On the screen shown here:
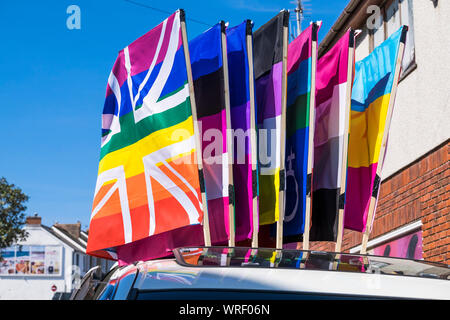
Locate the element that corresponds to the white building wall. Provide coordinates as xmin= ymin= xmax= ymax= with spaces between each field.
xmin=0 ymin=225 xmax=74 ymax=300
xmin=354 ymin=0 xmax=450 ymax=179
xmin=64 ymin=247 xmax=74 ymax=294
xmin=0 ymin=276 xmax=68 ymax=300
xmin=0 ymin=224 xmax=115 ymax=300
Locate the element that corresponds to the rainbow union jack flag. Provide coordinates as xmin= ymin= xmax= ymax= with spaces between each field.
xmin=87 ymin=11 xmax=204 ymax=259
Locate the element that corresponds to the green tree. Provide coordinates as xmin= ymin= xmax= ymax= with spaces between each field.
xmin=0 ymin=177 xmax=29 ymax=250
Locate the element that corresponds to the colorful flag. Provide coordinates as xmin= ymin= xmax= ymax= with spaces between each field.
xmin=190 ymin=22 xmax=230 ymax=243
xmin=87 ymin=11 xmax=204 ymax=260
xmin=310 ymin=30 xmax=353 ymax=241
xmin=253 ymin=10 xmax=289 ymax=225
xmin=226 ymin=20 xmax=256 ymax=240
xmin=115 ymin=224 xmax=204 ymax=264
xmin=115 ymin=21 xmax=236 ymax=264
xmin=344 ymin=26 xmax=407 ymax=232
xmin=283 ymin=23 xmax=320 ymax=240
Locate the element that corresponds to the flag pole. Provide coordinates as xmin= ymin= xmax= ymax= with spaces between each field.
xmin=246 ymin=20 xmax=259 ymax=249
xmin=220 ymin=21 xmax=236 ymax=247
xmin=180 ymin=9 xmax=211 ymax=246
xmin=300 ymin=22 xmax=318 ymax=251
xmin=360 ymin=26 xmax=408 ymax=254
xmin=276 ymin=10 xmax=289 ymax=250
xmin=335 ymin=29 xmax=355 ymax=253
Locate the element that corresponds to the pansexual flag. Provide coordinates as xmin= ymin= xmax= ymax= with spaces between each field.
xmin=190 ymin=22 xmax=230 ymax=243
xmin=87 ymin=11 xmax=204 ymax=259
xmin=344 ymin=26 xmax=407 ymax=232
xmin=283 ymin=23 xmax=320 ymax=240
xmin=310 ymin=30 xmax=353 ymax=241
xmin=226 ymin=20 xmax=256 ymax=240
xmin=253 ymin=10 xmax=289 ymax=225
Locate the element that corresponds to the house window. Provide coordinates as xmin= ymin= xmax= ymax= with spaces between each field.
xmin=399 ymin=0 xmax=415 ymax=74
xmin=368 ymin=0 xmax=416 ymax=78
xmin=84 ymin=255 xmax=89 ymax=272
xmin=74 ymin=253 xmax=79 ymax=267
xmin=371 ymin=9 xmax=385 ymax=49
xmin=101 ymin=259 xmax=107 ymax=273
xmin=385 ymin=0 xmax=401 ymax=38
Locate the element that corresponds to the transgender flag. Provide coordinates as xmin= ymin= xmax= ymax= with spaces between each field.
xmin=253 ymin=11 xmax=289 ymax=225
xmin=310 ymin=30 xmax=353 ymax=241
xmin=87 ymin=11 xmax=204 ymax=261
xmin=226 ymin=20 xmax=256 ymax=240
xmin=345 ymin=26 xmax=407 ymax=232
xmin=283 ymin=23 xmax=320 ymax=240
xmin=190 ymin=22 xmax=230 ymax=244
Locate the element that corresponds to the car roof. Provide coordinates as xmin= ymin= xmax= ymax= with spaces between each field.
xmin=109 ymin=247 xmax=450 ymax=300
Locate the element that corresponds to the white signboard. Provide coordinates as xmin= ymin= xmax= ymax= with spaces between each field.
xmin=0 ymin=245 xmax=62 ymax=276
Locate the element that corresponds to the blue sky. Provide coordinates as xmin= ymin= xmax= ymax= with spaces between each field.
xmin=0 ymin=0 xmax=349 ymax=229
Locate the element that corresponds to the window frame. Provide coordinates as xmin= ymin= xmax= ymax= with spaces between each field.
xmin=367 ymin=0 xmax=416 ymax=81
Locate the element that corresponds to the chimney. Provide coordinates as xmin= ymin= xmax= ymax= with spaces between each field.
xmin=54 ymin=222 xmax=81 ymax=239
xmin=26 ymin=213 xmax=41 ymax=226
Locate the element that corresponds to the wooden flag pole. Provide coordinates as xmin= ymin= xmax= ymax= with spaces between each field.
xmin=246 ymin=20 xmax=260 ymax=249
xmin=273 ymin=249 xmax=283 ymax=268
xmin=335 ymin=30 xmax=355 ymax=253
xmin=221 ymin=21 xmax=236 ymax=247
xmin=225 ymin=247 xmax=235 ymax=267
xmin=360 ymin=27 xmax=407 ymax=254
xmin=301 ymin=22 xmax=318 ymax=251
xmin=180 ymin=9 xmax=211 ymax=246
xmin=276 ymin=10 xmax=289 ymax=250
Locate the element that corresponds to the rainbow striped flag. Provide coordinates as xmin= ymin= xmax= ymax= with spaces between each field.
xmin=310 ymin=30 xmax=353 ymax=241
xmin=226 ymin=20 xmax=256 ymax=240
xmin=87 ymin=11 xmax=204 ymax=259
xmin=113 ymin=21 xmax=234 ymax=263
xmin=344 ymin=26 xmax=407 ymax=232
xmin=283 ymin=23 xmax=320 ymax=240
xmin=253 ymin=11 xmax=289 ymax=225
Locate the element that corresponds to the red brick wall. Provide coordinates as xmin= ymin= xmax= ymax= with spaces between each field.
xmin=304 ymin=140 xmax=449 ymax=264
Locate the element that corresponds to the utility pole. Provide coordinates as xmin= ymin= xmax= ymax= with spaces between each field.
xmin=295 ymin=0 xmax=303 ymax=37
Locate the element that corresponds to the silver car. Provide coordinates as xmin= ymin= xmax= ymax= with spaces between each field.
xmin=71 ymin=246 xmax=450 ymax=300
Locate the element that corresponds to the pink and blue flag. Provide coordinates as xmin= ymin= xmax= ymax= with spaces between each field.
xmin=226 ymin=20 xmax=256 ymax=241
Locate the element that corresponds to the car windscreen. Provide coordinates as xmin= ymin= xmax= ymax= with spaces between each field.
xmin=173 ymin=246 xmax=450 ymax=280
